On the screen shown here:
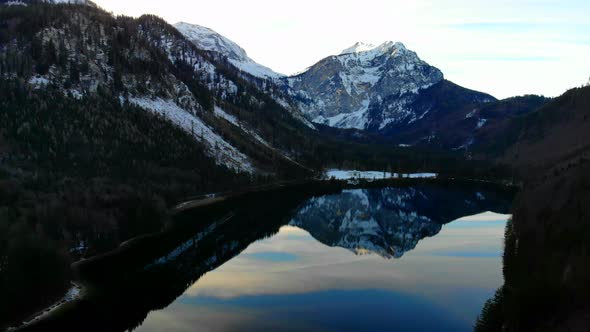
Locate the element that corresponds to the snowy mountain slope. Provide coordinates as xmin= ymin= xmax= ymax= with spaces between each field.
xmin=172 ymin=22 xmax=315 ymax=130
xmin=0 ymin=4 xmax=317 ymax=176
xmin=135 ymin=20 xmax=316 ymax=163
xmin=277 ymin=41 xmax=506 ymax=148
xmin=340 ymin=42 xmax=380 ymax=54
xmin=284 ymin=41 xmax=445 ymax=130
xmin=128 ymin=98 xmax=255 ymax=173
xmin=20 ymin=12 xmax=255 ymax=172
xmin=174 ymin=22 xmax=283 ymax=79
xmin=172 ymin=23 xmax=509 ymax=148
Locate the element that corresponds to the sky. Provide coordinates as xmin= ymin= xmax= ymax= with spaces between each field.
xmin=92 ymin=0 xmax=590 ymax=99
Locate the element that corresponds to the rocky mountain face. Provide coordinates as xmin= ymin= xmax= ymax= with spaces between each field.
xmin=289 ymin=186 xmax=510 ymax=258
xmin=276 ymin=40 xmax=550 ymax=150
xmin=286 ymin=41 xmax=555 ymax=150
xmin=284 ymin=42 xmax=447 ymax=130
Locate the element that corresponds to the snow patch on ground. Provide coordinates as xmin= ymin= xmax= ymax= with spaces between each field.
xmin=3 ymin=1 xmax=27 ymax=6
xmin=324 ymin=169 xmax=437 ymax=182
xmin=314 ymin=105 xmax=369 ymax=130
xmin=214 ymin=105 xmax=272 ymax=148
xmin=476 ymin=118 xmax=488 ymax=129
xmin=11 ymin=283 xmax=82 ymax=331
xmin=465 ymin=109 xmax=478 ymax=119
xmin=129 ymin=97 xmax=254 ymax=173
xmin=454 ymin=137 xmax=475 ymax=151
xmin=213 ymin=105 xmax=309 ymax=169
xmin=229 ymin=58 xmax=283 ymax=80
xmin=213 ymin=106 xmax=239 ymax=126
xmin=28 ymin=76 xmax=50 ymax=86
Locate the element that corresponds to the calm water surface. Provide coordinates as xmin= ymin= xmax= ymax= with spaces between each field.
xmin=135 ymin=187 xmax=509 ymax=332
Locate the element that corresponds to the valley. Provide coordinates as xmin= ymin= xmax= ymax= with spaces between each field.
xmin=0 ymin=1 xmax=589 ymax=331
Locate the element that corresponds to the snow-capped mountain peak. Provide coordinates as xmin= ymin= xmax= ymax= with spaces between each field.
xmin=340 ymin=41 xmax=406 ymax=56
xmin=340 ymin=42 xmax=377 ymax=54
xmin=285 ymin=40 xmax=444 ymax=130
xmin=336 ymin=41 xmax=411 ymax=67
xmin=174 ymin=22 xmax=283 ymax=79
xmin=174 ymin=22 xmax=248 ymax=62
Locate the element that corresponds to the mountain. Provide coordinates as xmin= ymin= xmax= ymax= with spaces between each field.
xmin=475 ymin=85 xmax=590 ymax=175
xmin=0 ymin=2 xmax=548 ymax=154
xmin=284 ymin=41 xmax=444 ymax=130
xmin=174 ymin=22 xmax=283 ymax=79
xmin=173 ymin=25 xmax=548 ymax=152
xmin=290 ymin=186 xmax=510 ymax=258
xmin=383 ymin=87 xmax=549 ymax=150
xmin=173 ymin=22 xmax=319 ymax=128
xmin=475 ymin=86 xmax=590 ymax=331
xmin=280 ymin=40 xmax=552 ymax=150
xmin=0 ymin=1 xmax=491 ymax=191
xmin=283 ymin=41 xmax=496 ymax=134
xmin=0 ymin=3 xmax=324 ymax=177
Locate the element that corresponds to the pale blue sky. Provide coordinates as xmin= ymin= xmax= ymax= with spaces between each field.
xmin=93 ymin=0 xmax=590 ymax=98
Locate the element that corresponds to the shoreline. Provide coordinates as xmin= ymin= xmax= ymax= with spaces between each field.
xmin=9 ymin=176 xmax=517 ymax=331
xmin=7 ymin=282 xmax=84 ymax=332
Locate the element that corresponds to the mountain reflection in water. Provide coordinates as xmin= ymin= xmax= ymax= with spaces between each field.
xmin=21 ymin=184 xmax=512 ymax=332
xmin=139 ymin=217 xmax=509 ymax=332
xmin=290 ymin=187 xmax=504 ymax=258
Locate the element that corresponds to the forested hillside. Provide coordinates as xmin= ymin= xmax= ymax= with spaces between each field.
xmin=475 ymin=84 xmax=590 ymax=332
xmin=0 ymin=79 xmax=257 ymax=327
xmin=475 ymin=85 xmax=590 ymax=177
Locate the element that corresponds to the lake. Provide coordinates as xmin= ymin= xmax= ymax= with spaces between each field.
xmin=20 ymin=183 xmax=513 ymax=332
xmin=138 ymin=186 xmax=510 ymax=332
